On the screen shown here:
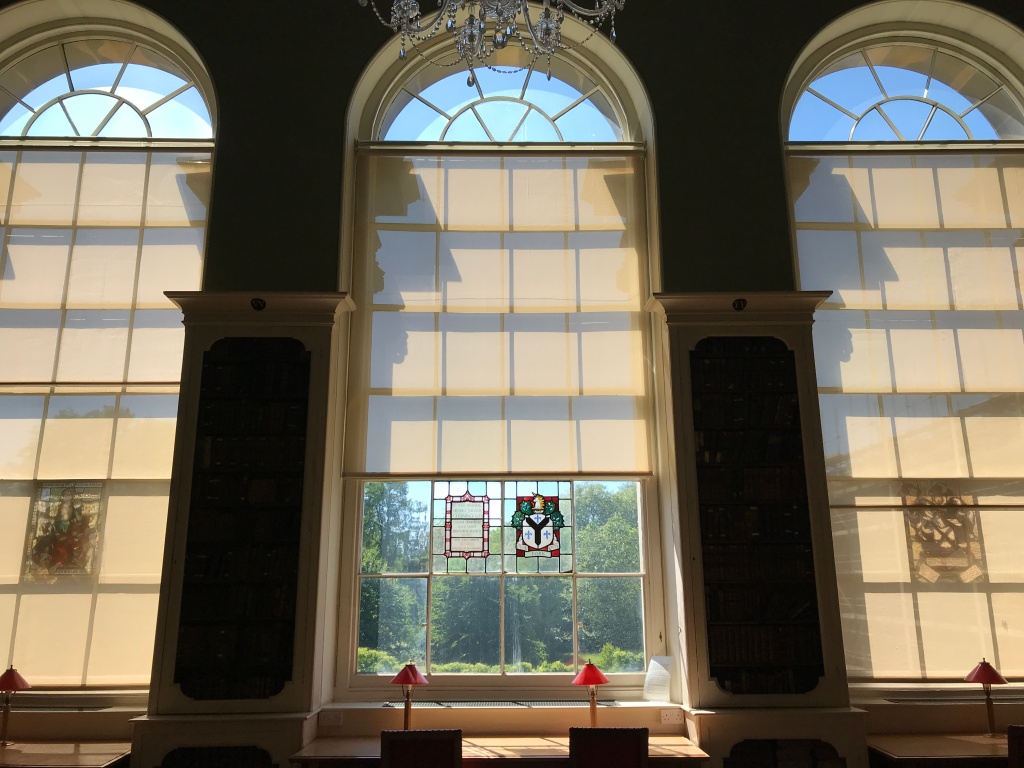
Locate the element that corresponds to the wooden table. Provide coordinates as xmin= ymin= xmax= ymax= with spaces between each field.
xmin=867 ymin=734 xmax=1008 ymax=768
xmin=291 ymin=735 xmax=707 ymax=766
xmin=0 ymin=743 xmax=129 ymax=767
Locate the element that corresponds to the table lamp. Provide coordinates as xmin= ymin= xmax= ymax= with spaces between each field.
xmin=390 ymin=662 xmax=428 ymax=730
xmin=965 ymin=658 xmax=1007 ymax=736
xmin=572 ymin=660 xmax=609 ymax=727
xmin=0 ymin=666 xmax=30 ymax=747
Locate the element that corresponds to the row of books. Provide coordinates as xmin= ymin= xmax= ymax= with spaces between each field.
xmin=193 ymin=475 xmax=305 ymax=507
xmin=178 ymin=675 xmax=289 ymax=702
xmin=199 ymin=398 xmax=308 ymax=435
xmin=182 ymin=544 xmax=300 ymax=584
xmin=690 ymin=353 xmax=798 ymax=393
xmin=696 ymin=465 xmax=807 ymax=504
xmin=699 ymin=504 xmax=811 ymax=542
xmin=714 ymin=667 xmax=823 ymax=695
xmin=701 ymin=543 xmax=816 ymax=582
xmin=694 ymin=427 xmax=803 ymax=465
xmin=693 ymin=337 xmax=791 ymax=358
xmin=707 ymin=623 xmax=824 ymax=666
xmin=200 ymin=359 xmax=310 ymax=400
xmin=197 ymin=435 xmax=307 ymax=471
xmin=692 ymin=392 xmax=801 ymax=431
xmin=179 ymin=582 xmax=297 ymax=622
xmin=187 ymin=507 xmax=302 ymax=545
xmin=704 ymin=584 xmax=818 ymax=623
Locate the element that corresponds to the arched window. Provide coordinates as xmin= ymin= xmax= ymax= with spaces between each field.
xmin=340 ymin=41 xmax=662 ymax=697
xmin=786 ymin=19 xmax=1024 ymax=682
xmin=0 ymin=23 xmax=213 ymax=686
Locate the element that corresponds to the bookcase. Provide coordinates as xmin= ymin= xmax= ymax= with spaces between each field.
xmin=691 ymin=335 xmax=823 ymax=695
xmin=653 ymin=292 xmax=865 ymax=768
xmin=133 ymin=292 xmax=351 ymax=768
xmin=175 ymin=335 xmax=310 ymax=701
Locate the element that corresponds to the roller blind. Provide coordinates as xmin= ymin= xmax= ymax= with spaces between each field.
xmin=347 ymin=151 xmax=650 ymax=475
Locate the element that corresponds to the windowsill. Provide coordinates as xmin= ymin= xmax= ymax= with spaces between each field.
xmin=317 ymin=700 xmax=685 ymax=737
xmin=849 ymin=683 xmax=1024 ymax=735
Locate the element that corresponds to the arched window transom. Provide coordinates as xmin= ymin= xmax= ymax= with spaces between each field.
xmin=380 ymin=49 xmax=624 ymax=142
xmin=790 ymin=43 xmax=1024 ymax=141
xmin=0 ymin=39 xmax=212 ymax=139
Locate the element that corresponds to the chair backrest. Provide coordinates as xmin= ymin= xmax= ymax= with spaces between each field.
xmin=1009 ymin=724 xmax=1023 ymax=768
xmin=569 ymin=726 xmax=649 ymax=768
xmin=380 ymin=729 xmax=462 ymax=768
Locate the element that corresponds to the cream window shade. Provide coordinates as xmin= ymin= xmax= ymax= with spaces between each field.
xmin=790 ymin=151 xmax=1024 ymax=679
xmin=347 ymin=151 xmax=650 ymax=475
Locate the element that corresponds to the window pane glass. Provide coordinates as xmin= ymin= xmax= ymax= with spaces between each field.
xmin=577 ymin=576 xmax=644 ymax=671
xmin=66 ymin=229 xmax=139 ymax=307
xmin=110 ymin=395 xmax=178 ymax=478
xmin=2 ymin=46 xmax=67 ymax=109
xmin=85 ymin=592 xmax=159 ymax=684
xmin=55 ymin=310 xmax=130 ymax=381
xmin=430 ymin=575 xmax=500 ymax=671
xmin=0 ymin=309 xmax=59 ymax=381
xmin=145 ymin=154 xmax=211 ymax=226
xmin=358 ymin=577 xmax=428 ymax=674
xmin=360 ymin=481 xmax=430 ymax=574
xmin=575 ymin=481 xmax=641 ymax=573
xmin=65 ymin=39 xmax=133 ymax=91
xmin=0 ymin=228 xmax=72 ymax=306
xmin=0 ymin=485 xmax=31 ymax=583
xmin=77 ymin=152 xmax=147 ymax=226
xmin=99 ymin=489 xmax=169 ymax=583
xmin=9 ymin=153 xmax=80 ymax=225
xmin=504 ymin=576 xmax=572 ymax=672
xmin=793 ymin=43 xmax=1024 ymax=142
xmin=0 ymin=397 xmax=44 ymax=478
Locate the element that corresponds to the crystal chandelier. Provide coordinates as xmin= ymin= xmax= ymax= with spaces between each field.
xmin=357 ymin=0 xmax=625 ymax=85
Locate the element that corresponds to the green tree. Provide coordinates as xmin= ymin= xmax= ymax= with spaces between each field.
xmin=504 ymin=577 xmax=573 ymax=671
xmin=358 ymin=578 xmax=426 ymax=672
xmin=573 ymin=482 xmax=645 ymax=670
xmin=360 ymin=481 xmax=429 ymax=574
xmin=574 ymin=481 xmax=641 ymax=573
xmin=430 ymin=576 xmax=500 ymax=669
xmin=357 ymin=482 xmax=430 ymax=672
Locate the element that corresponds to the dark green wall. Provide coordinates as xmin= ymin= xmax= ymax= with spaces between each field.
xmin=7 ymin=0 xmax=1022 ymax=292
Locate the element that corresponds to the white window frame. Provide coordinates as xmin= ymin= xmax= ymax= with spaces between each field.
xmin=333 ymin=23 xmax=671 ymax=703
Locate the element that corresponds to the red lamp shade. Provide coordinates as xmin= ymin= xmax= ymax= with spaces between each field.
xmin=390 ymin=662 xmax=428 ymax=687
xmin=965 ymin=658 xmax=1007 ymax=686
xmin=572 ymin=662 xmax=609 ymax=687
xmin=0 ymin=667 xmax=29 ymax=694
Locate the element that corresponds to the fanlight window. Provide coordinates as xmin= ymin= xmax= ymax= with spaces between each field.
xmin=789 ymin=43 xmax=1024 ymax=141
xmin=0 ymin=34 xmax=211 ymax=686
xmin=0 ymin=40 xmax=212 ymax=139
xmin=380 ymin=49 xmax=624 ymax=142
xmin=786 ymin=37 xmax=1024 ymax=680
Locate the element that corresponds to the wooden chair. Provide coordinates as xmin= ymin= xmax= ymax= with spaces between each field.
xmin=569 ymin=726 xmax=649 ymax=768
xmin=380 ymin=729 xmax=462 ymax=768
xmin=1009 ymin=724 xmax=1023 ymax=768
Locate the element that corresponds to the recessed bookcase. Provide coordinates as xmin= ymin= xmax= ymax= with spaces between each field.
xmin=134 ymin=292 xmax=352 ymax=768
xmin=653 ymin=292 xmax=853 ymax=720
xmin=691 ymin=335 xmax=823 ymax=695
xmin=175 ymin=336 xmax=310 ymax=701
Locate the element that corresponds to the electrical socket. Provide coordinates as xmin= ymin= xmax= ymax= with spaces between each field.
xmin=660 ymin=708 xmax=686 ymax=724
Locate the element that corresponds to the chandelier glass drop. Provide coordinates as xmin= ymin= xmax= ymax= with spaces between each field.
xmin=357 ymin=0 xmax=625 ymax=85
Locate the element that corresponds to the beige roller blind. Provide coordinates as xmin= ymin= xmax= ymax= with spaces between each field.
xmin=348 ymin=151 xmax=650 ymax=474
